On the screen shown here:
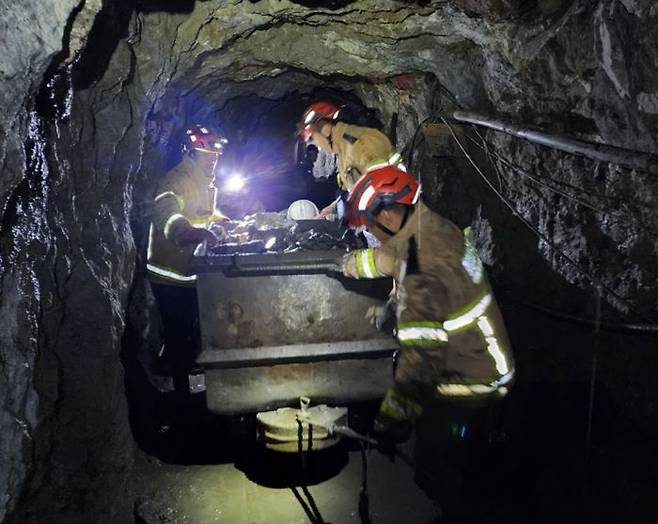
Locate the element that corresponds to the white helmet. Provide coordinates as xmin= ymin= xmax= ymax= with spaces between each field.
xmin=287 ymin=199 xmax=319 ymax=221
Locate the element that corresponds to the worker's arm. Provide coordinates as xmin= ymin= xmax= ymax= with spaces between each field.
xmin=153 ymin=189 xmax=219 ymax=246
xmin=316 ymin=197 xmax=339 ymax=220
xmin=336 ymin=165 xmax=363 ymax=193
xmin=342 ymin=246 xmax=396 ymax=279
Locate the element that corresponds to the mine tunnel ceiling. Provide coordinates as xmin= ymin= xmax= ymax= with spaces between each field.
xmin=137 ymin=0 xmax=489 ymax=150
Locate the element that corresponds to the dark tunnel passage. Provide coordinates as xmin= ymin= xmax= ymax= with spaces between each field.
xmin=1 ymin=1 xmax=658 ymax=524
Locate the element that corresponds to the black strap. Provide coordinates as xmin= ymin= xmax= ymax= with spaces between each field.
xmin=399 ymin=205 xmax=412 ymax=229
xmin=371 ymin=206 xmax=413 ymax=238
xmin=407 ymin=236 xmax=420 ymax=275
xmin=372 ymin=219 xmax=397 ymax=237
xmin=343 ymin=133 xmax=358 ymax=145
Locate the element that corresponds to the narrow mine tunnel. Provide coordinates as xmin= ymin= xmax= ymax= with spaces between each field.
xmin=1 ymin=1 xmax=658 ymax=523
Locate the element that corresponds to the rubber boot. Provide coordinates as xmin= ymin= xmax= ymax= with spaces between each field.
xmin=373 ymin=412 xmax=412 ymax=444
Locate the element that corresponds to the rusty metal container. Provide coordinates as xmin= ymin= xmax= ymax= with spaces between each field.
xmin=193 ymin=251 xmax=397 ymax=415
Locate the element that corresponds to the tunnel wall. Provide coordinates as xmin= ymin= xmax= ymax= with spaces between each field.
xmin=0 ymin=1 xmax=656 ymax=522
xmin=0 ymin=2 xmax=145 ymax=523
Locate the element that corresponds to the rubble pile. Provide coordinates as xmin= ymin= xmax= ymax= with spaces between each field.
xmin=208 ymin=211 xmax=363 ymax=255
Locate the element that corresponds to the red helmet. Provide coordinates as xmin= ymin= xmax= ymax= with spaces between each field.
xmin=346 ymin=166 xmax=421 ymax=229
xmin=184 ymin=124 xmax=227 ymax=155
xmin=299 ymin=101 xmax=340 ymax=142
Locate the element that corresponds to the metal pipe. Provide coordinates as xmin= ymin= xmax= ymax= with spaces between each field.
xmin=452 ymin=111 xmax=658 ymax=176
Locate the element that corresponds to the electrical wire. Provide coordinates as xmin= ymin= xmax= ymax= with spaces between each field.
xmin=469 ymin=134 xmax=614 ymax=214
xmin=329 ymin=422 xmax=447 ymax=510
xmin=459 ymin=124 xmax=658 ymax=331
xmin=291 ymin=487 xmax=323 ymax=524
xmin=296 ymin=420 xmax=326 ymax=524
xmin=466 ymin=130 xmax=645 ymax=226
xmin=358 ymin=441 xmax=371 ymax=524
xmin=469 ymin=128 xmax=601 ymax=197
xmin=477 ymin=131 xmax=507 ymax=192
xmin=405 ymin=117 xmax=431 ymax=173
xmin=439 ymin=114 xmax=655 ymax=323
xmin=403 ymin=113 xmax=656 ymax=327
xmin=585 ymin=290 xmax=601 ymax=465
xmin=504 ymin=293 xmax=658 ymax=334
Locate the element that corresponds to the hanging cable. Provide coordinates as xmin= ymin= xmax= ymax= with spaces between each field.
xmin=503 ymin=292 xmax=658 ymax=334
xmin=463 ymin=125 xmax=658 ymax=325
xmin=476 ymin=130 xmax=507 ymax=191
xmin=470 ymin=134 xmax=615 ymax=214
xmin=296 ymin=419 xmax=326 ymax=524
xmin=405 ymin=117 xmax=431 ymax=173
xmin=439 ymin=114 xmax=655 ymax=323
xmin=465 ymin=130 xmax=648 ymax=228
xmin=329 ymin=422 xmax=446 ymax=506
xmin=585 ymin=289 xmax=602 ymax=465
xmin=291 ymin=487 xmax=322 ymax=524
xmin=469 ymin=128 xmax=608 ymax=198
xmin=358 ymin=441 xmax=371 ymax=524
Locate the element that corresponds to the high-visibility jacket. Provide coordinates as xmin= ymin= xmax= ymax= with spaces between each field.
xmin=147 ymin=157 xmax=223 ymax=286
xmin=330 ymin=122 xmax=406 ymax=191
xmin=343 ymin=201 xmax=514 ymax=417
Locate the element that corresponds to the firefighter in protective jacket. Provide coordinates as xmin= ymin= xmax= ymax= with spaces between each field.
xmin=147 ymin=124 xmax=227 ymax=395
xmin=299 ymin=101 xmax=406 ymax=218
xmin=341 ymin=166 xmax=515 ymax=442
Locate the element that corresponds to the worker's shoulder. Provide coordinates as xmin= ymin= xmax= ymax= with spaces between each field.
xmin=420 ymin=202 xmax=461 ymax=234
xmin=156 ymin=161 xmax=189 ymax=193
xmin=336 ymin=122 xmax=388 ymax=141
xmin=400 ymin=202 xmax=462 ymax=251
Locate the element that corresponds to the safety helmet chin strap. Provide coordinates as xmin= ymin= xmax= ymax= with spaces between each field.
xmin=371 ymin=205 xmax=412 ymax=238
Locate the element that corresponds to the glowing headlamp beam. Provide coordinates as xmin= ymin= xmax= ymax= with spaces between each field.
xmin=224 ymin=174 xmax=246 ymax=193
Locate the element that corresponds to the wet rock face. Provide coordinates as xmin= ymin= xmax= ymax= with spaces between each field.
xmin=0 ymin=3 xmax=139 ymax=523
xmin=0 ymin=0 xmax=657 ymax=522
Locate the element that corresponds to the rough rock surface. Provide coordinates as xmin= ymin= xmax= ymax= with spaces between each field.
xmin=0 ymin=0 xmax=657 ymax=522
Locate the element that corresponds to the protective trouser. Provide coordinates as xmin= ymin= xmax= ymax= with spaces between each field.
xmin=377 ymin=343 xmax=438 ymax=427
xmin=151 ymin=282 xmax=200 ymax=396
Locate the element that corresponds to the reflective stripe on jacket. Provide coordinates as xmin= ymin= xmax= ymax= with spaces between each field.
xmin=147 ymin=157 xmax=217 ymax=286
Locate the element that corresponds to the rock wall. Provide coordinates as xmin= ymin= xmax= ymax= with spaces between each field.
xmin=1 ymin=2 xmax=96 ymax=520
xmin=1 ymin=2 xmax=140 ymax=522
xmin=1 ymin=1 xmax=656 ymax=522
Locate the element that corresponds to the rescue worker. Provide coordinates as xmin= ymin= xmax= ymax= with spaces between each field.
xmin=298 ymin=101 xmax=406 ymax=218
xmin=340 ymin=166 xmax=515 ymax=442
xmin=147 ymin=124 xmax=228 ymax=397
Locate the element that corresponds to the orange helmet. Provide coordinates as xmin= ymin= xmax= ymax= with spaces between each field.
xmin=184 ymin=124 xmax=227 ymax=155
xmin=346 ymin=166 xmax=421 ymax=230
xmin=299 ymin=101 xmax=340 ymax=142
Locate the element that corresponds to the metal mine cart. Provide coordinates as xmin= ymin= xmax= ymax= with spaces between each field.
xmin=192 ymin=250 xmax=398 ymax=450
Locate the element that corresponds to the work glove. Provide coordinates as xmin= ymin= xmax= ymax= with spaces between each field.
xmin=365 ymin=306 xmax=385 ymax=325
xmin=315 ymin=201 xmax=338 ymax=221
xmin=372 ymin=411 xmax=412 ymax=445
xmin=365 ymin=304 xmax=396 ymax=333
xmin=208 ymin=222 xmax=229 ymax=242
xmin=178 ymin=226 xmax=221 ymax=247
xmin=341 ymin=252 xmax=359 ymax=278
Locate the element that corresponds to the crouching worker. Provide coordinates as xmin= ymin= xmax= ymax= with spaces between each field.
xmin=341 ymin=166 xmax=515 ymax=443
